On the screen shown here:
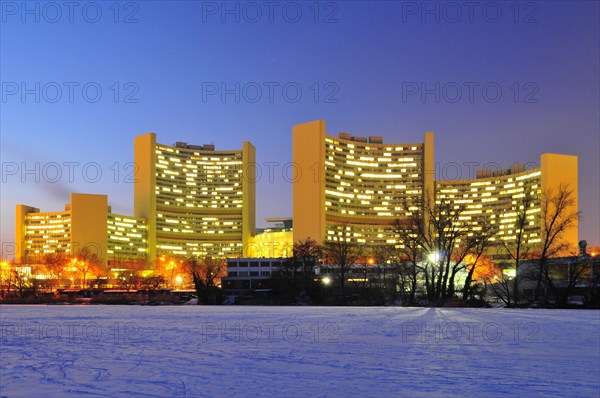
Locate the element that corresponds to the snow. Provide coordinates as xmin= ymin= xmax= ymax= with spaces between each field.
xmin=1 ymin=306 xmax=599 ymax=397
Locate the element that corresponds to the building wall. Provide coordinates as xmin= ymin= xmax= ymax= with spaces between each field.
xmin=16 ymin=205 xmax=66 ymax=263
xmin=14 ymin=126 xmax=579 ymax=266
xmin=247 ymin=229 xmax=293 ymax=258
xmin=292 ymin=120 xmax=327 ymax=243
xmin=540 ymin=153 xmax=578 ymax=252
xmin=134 ymin=133 xmax=256 ymax=263
xmin=242 ymin=141 xmax=257 ymax=249
xmin=16 ymin=194 xmax=147 ymax=265
xmin=423 ymin=131 xmax=435 ymax=227
xmin=107 ymin=213 xmax=147 ymax=264
xmin=134 ymin=132 xmax=158 ymax=264
xmin=436 ymin=154 xmax=578 ymax=253
xmin=437 ymin=167 xmax=543 ymax=247
xmin=292 ymin=120 xmax=434 ymax=246
xmin=222 ymin=257 xmax=286 ymax=290
xmin=70 ymin=193 xmax=109 ymax=264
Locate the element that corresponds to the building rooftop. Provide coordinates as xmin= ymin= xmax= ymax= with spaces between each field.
xmin=173 ymin=142 xmax=215 ymax=150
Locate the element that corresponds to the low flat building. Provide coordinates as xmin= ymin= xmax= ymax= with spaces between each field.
xmin=221 ymin=257 xmax=286 ymax=290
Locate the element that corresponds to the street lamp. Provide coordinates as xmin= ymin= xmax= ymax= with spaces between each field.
xmin=428 ymin=252 xmax=440 ymax=263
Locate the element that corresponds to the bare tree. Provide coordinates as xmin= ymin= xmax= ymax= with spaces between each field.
xmin=392 ymin=188 xmax=500 ymax=305
xmin=140 ymin=275 xmax=165 ymax=292
xmin=274 ymin=238 xmax=324 ymax=302
xmin=43 ymin=252 xmax=69 ymax=290
xmin=155 ymin=257 xmax=184 ymax=288
xmin=292 ymin=238 xmax=323 ymax=293
xmin=463 ymin=254 xmax=502 ymax=301
xmin=115 ymin=258 xmax=147 ymax=291
xmin=555 ymin=256 xmax=593 ymax=306
xmin=496 ymin=193 xmax=536 ymax=306
xmin=398 ymin=193 xmax=480 ymax=303
xmin=535 ymin=185 xmax=580 ymax=302
xmin=185 ymin=256 xmax=226 ymax=304
xmin=6 ymin=262 xmax=32 ymax=298
xmin=367 ymin=245 xmax=402 ymax=304
xmin=323 ymin=224 xmax=364 ymax=302
xmin=460 ymin=224 xmax=497 ymax=301
xmin=391 ymin=219 xmax=422 ymax=305
xmin=74 ymin=247 xmax=103 ymax=288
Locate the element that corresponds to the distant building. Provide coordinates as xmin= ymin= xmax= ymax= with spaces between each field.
xmin=517 ymin=251 xmax=599 ymax=302
xmin=13 ymin=122 xmax=581 ymax=268
xmin=16 ymin=193 xmax=147 ymax=266
xmin=221 ymin=257 xmax=286 ymax=290
xmin=247 ymin=218 xmax=293 ymax=258
xmin=436 ymin=154 xmax=578 ymax=255
xmin=134 ymin=133 xmax=256 ymax=261
xmin=292 ymin=120 xmax=434 ymax=246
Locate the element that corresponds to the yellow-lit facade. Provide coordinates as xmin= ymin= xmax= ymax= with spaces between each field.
xmin=17 ymin=207 xmax=71 ymax=259
xmin=134 ymin=133 xmax=256 ymax=262
xmin=13 ymin=125 xmax=580 ymax=265
xmin=247 ymin=229 xmax=294 ymax=258
xmin=16 ymin=193 xmax=147 ymax=265
xmin=292 ymin=120 xmax=435 ymax=245
xmin=107 ymin=213 xmax=147 ymax=262
xmin=436 ymin=154 xmax=578 ymax=252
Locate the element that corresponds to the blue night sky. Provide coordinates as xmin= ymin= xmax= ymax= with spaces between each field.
xmin=1 ymin=1 xmax=599 ymax=254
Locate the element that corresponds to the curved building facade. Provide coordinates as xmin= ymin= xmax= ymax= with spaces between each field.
xmin=436 ymin=153 xmax=578 ymax=253
xmin=14 ymin=125 xmax=579 ymax=267
xmin=292 ymin=120 xmax=434 ymax=245
xmin=134 ymin=133 xmax=256 ymax=263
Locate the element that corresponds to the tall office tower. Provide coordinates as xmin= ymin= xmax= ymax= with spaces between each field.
xmin=134 ymin=133 xmax=256 ymax=264
xmin=436 ymin=153 xmax=578 ymax=255
xmin=16 ymin=193 xmax=147 ymax=266
xmin=292 ymin=120 xmax=435 ymax=246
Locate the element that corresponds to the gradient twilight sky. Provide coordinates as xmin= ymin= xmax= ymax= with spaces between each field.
xmin=1 ymin=1 xmax=599 ymax=256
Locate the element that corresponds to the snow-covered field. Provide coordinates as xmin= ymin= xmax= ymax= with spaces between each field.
xmin=1 ymin=306 xmax=598 ymax=398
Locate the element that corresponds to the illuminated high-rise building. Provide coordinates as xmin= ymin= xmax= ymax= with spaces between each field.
xmin=134 ymin=133 xmax=256 ymax=262
xmin=13 ymin=125 xmax=580 ymax=267
xmin=436 ymin=153 xmax=578 ymax=253
xmin=15 ymin=193 xmax=147 ymax=265
xmin=292 ymin=120 xmax=435 ymax=245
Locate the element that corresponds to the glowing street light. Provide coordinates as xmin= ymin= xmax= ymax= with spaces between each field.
xmin=428 ymin=252 xmax=440 ymax=263
xmin=322 ymin=276 xmax=332 ymax=286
